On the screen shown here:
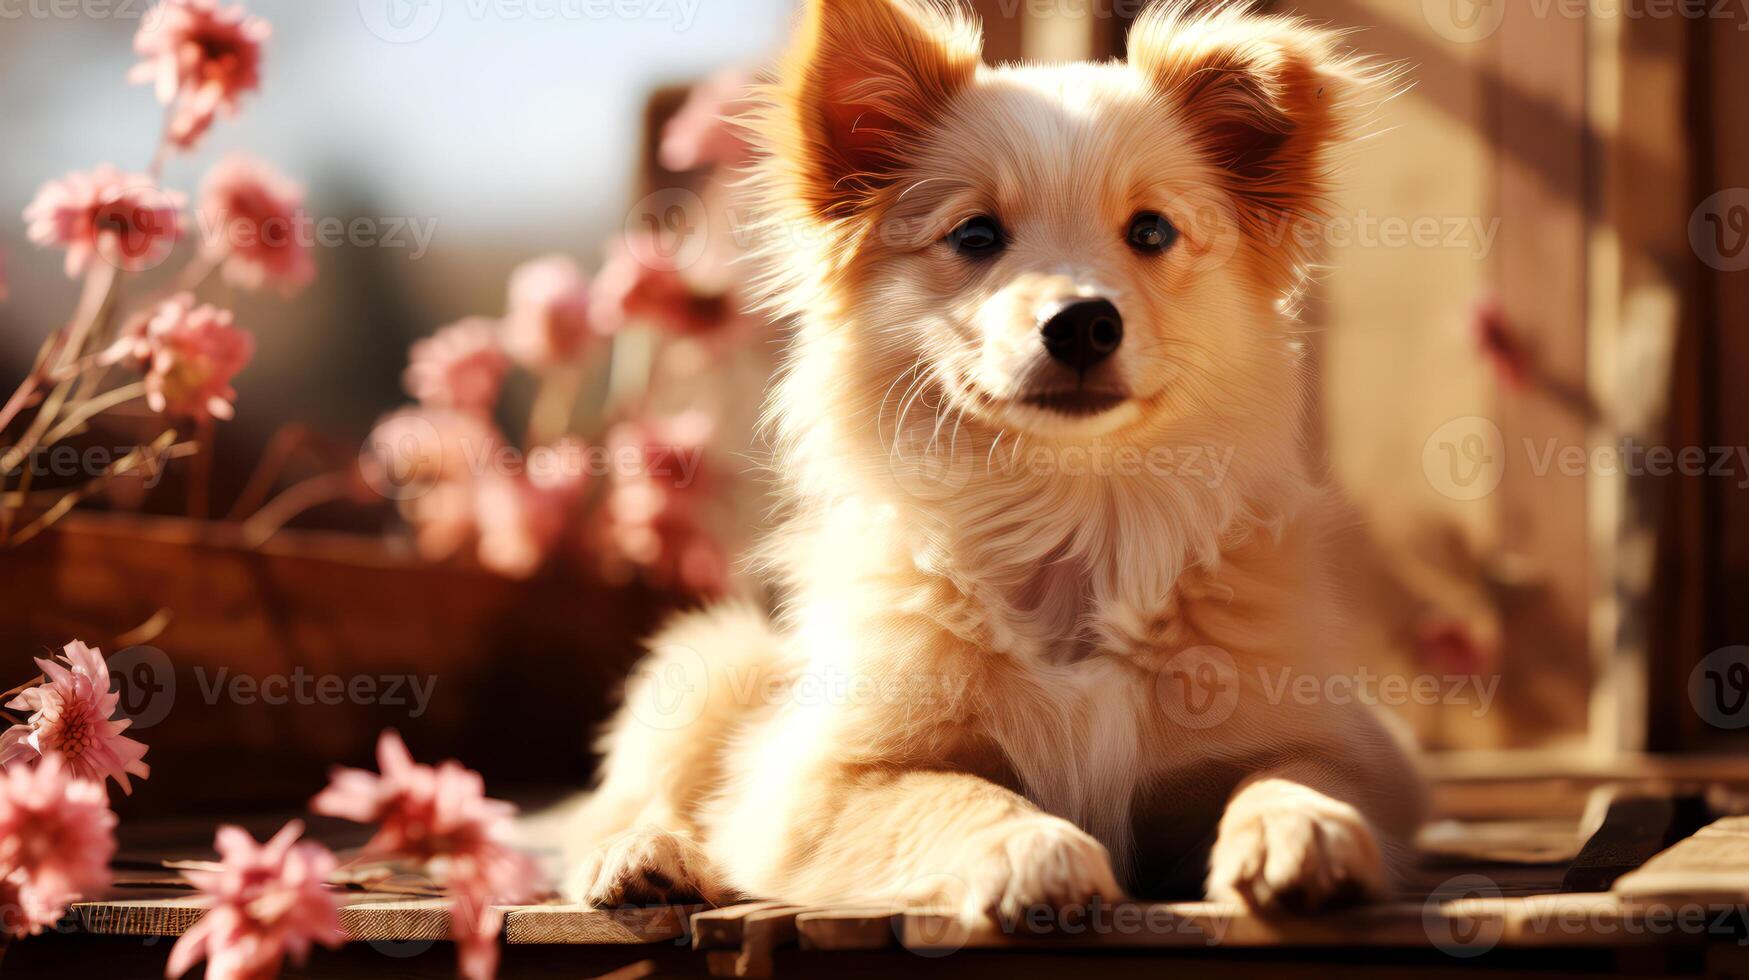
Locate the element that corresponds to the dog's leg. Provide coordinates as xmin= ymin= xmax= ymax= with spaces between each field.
xmin=1205 ymin=728 xmax=1422 ymax=914
xmin=729 ymin=767 xmax=1124 ymax=924
xmin=571 ymin=825 xmax=736 ymax=907
xmin=565 ymin=605 xmax=784 ymax=907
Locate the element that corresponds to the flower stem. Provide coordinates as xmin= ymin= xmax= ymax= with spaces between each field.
xmin=39 ymin=382 xmax=145 ymax=447
xmin=240 ymin=471 xmax=356 ymax=549
xmin=187 ymin=415 xmax=215 ymax=520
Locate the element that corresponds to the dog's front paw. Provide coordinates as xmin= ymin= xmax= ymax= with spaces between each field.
xmin=564 ymin=826 xmax=733 ymax=908
xmin=1206 ymin=779 xmax=1386 ymax=914
xmin=959 ymin=816 xmax=1123 ymax=923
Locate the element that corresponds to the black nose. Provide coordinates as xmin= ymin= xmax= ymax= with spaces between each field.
xmin=1040 ymin=298 xmax=1123 ymax=372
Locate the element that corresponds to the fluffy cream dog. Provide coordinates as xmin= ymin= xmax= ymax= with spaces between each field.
xmin=567 ymin=0 xmax=1424 ymax=921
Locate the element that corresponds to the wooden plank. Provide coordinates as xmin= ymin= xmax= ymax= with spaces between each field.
xmin=796 ymin=908 xmax=898 ymax=951
xmin=705 ymin=906 xmax=800 ymax=979
xmin=1615 ymin=817 xmax=1749 ymax=903
xmin=503 ymin=904 xmax=694 ymax=945
xmin=69 ymin=896 xmax=206 ymax=937
xmin=691 ymin=901 xmax=794 ymax=951
xmin=339 ymin=899 xmax=450 ymax=942
xmin=899 ymin=893 xmax=1733 ymax=954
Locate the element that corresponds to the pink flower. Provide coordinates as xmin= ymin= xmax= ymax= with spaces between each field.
xmin=24 ymin=167 xmax=186 ymax=277
xmin=659 ymin=67 xmax=757 ymax=173
xmin=166 ymin=822 xmax=344 ymax=980
xmin=129 ymin=0 xmax=270 ymax=150
xmin=311 ymin=732 xmax=543 ymax=980
xmin=113 ymin=293 xmax=255 ymax=421
xmin=501 ymin=256 xmax=594 ymax=369
xmin=0 ymin=755 xmax=117 ymax=938
xmin=0 ymin=641 xmax=150 ymax=795
xmin=199 ymin=154 xmax=314 ymax=294
xmin=363 ymin=408 xmax=509 ymax=564
xmin=603 ymin=412 xmax=727 ymax=597
xmin=590 ymin=232 xmax=734 ymax=338
xmin=474 ymin=453 xmax=586 ymax=579
xmin=405 ymin=320 xmax=511 ymax=415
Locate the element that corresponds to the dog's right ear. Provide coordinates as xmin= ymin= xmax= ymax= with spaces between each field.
xmin=768 ymin=0 xmax=982 ymax=219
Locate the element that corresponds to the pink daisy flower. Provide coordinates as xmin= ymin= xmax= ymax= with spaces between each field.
xmin=590 ymin=232 xmax=734 ymax=338
xmin=0 ymin=755 xmax=117 ymax=938
xmin=166 ymin=822 xmax=345 ymax=980
xmin=501 ymin=256 xmax=594 ymax=369
xmin=0 ymin=641 xmax=151 ymax=795
xmin=602 ymin=412 xmax=728 ymax=598
xmin=24 ymin=166 xmax=186 ymax=277
xmin=199 ymin=153 xmax=315 ymax=294
xmin=311 ymin=732 xmax=543 ymax=980
xmin=129 ymin=0 xmax=271 ymax=150
xmin=404 ymin=320 xmax=511 ymax=416
xmin=113 ymin=293 xmax=256 ymax=421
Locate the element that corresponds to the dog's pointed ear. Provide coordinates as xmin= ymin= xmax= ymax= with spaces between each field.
xmin=771 ymin=0 xmax=982 ymax=219
xmin=1129 ymin=5 xmax=1387 ymax=239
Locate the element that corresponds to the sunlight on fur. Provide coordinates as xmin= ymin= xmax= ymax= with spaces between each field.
xmin=565 ymin=0 xmax=1426 ymax=924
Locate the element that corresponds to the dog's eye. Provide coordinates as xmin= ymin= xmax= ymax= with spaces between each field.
xmin=946 ymin=215 xmax=1007 ymax=258
xmin=1126 ymin=212 xmax=1179 ymax=254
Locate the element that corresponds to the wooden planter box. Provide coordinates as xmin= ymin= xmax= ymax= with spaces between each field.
xmin=0 ymin=513 xmax=678 ymax=820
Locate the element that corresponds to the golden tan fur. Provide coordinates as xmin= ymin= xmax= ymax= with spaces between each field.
xmin=568 ymin=0 xmax=1424 ymax=920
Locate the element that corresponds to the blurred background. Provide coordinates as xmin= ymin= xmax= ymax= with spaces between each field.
xmin=1 ymin=0 xmax=1746 ymax=818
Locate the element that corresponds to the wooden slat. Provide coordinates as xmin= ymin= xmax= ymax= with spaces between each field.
xmin=691 ymin=901 xmax=794 ymax=950
xmin=339 ymin=899 xmax=450 ymax=942
xmin=70 ymin=897 xmax=206 ymax=937
xmin=503 ymin=904 xmax=694 ymax=945
xmin=899 ymin=893 xmax=1728 ymax=954
xmin=796 ymin=908 xmax=898 ymax=951
xmin=704 ymin=907 xmax=800 ymax=979
xmin=1614 ymin=817 xmax=1749 ymax=902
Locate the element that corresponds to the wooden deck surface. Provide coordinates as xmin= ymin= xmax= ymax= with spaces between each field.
xmin=6 ymin=805 xmax=1749 ymax=977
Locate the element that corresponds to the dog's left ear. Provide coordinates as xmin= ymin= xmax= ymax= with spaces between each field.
xmin=768 ymin=0 xmax=983 ymax=220
xmin=1130 ymin=6 xmax=1385 ymax=237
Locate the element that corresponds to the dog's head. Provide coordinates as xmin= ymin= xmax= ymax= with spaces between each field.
xmin=753 ymin=0 xmax=1386 ymax=482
